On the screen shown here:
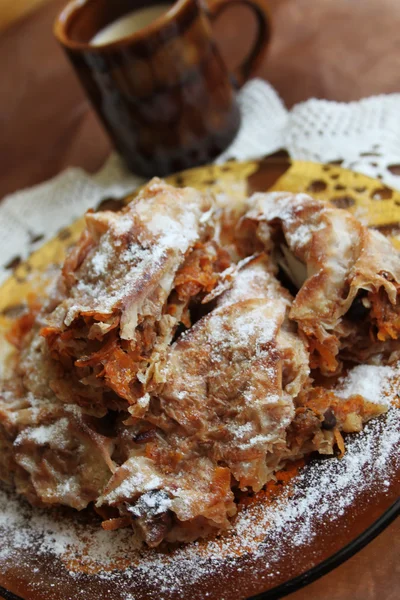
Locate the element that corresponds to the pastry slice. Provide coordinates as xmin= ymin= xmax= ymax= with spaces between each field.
xmin=0 ymin=380 xmax=114 ymax=510
xmin=96 ymin=253 xmax=386 ymax=546
xmin=96 ymin=255 xmax=309 ymax=544
xmin=240 ymin=192 xmax=400 ymax=374
xmin=16 ymin=179 xmax=229 ymax=414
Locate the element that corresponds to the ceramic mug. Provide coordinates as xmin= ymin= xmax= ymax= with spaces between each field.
xmin=54 ymin=0 xmax=271 ymax=177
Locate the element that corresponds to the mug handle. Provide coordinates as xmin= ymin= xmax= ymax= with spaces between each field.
xmin=207 ymin=0 xmax=271 ymax=87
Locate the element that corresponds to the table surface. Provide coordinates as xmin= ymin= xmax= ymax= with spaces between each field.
xmin=0 ymin=1 xmax=399 ymax=599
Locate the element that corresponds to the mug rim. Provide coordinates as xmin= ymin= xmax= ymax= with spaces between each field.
xmin=54 ymin=0 xmax=192 ymax=52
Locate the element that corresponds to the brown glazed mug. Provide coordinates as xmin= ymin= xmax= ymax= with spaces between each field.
xmin=54 ymin=0 xmax=271 ymax=177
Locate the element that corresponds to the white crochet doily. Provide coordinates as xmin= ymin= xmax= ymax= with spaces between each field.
xmin=1 ymin=79 xmax=400 ymax=285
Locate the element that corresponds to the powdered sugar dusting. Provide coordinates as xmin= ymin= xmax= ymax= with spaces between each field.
xmin=286 ymin=221 xmax=326 ymax=249
xmin=335 ymin=364 xmax=397 ymax=406
xmin=14 ymin=418 xmax=70 ymax=447
xmin=63 ymin=181 xmax=213 ymax=324
xmin=0 ymin=363 xmax=399 ymax=599
xmin=66 ymin=240 xmax=167 ymax=321
xmin=103 ymin=473 xmax=163 ymax=505
xmin=246 ymin=192 xmax=332 ymax=252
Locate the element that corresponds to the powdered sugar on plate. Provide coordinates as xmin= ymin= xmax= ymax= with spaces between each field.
xmin=335 ymin=364 xmax=397 ymax=406
xmin=0 ymin=363 xmax=399 ymax=600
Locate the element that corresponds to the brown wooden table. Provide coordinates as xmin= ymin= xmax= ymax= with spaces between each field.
xmin=0 ymin=1 xmax=399 ymax=599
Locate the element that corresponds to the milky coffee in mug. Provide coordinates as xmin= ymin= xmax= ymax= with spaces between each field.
xmin=91 ymin=5 xmax=171 ymax=46
xmin=55 ymin=0 xmax=271 ymax=177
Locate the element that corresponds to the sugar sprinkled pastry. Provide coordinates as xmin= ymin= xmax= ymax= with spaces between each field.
xmin=1 ymin=182 xmax=396 ymax=547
